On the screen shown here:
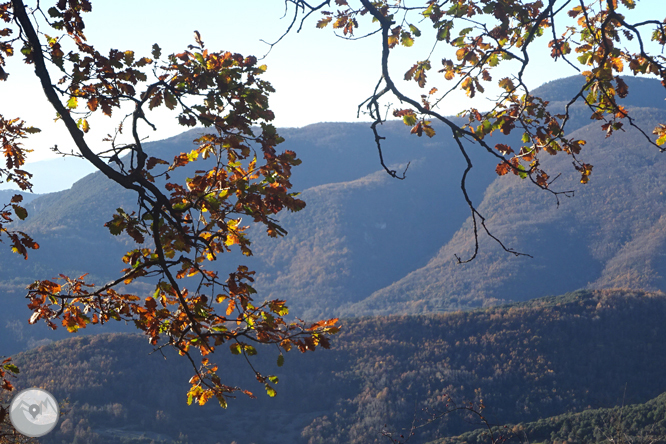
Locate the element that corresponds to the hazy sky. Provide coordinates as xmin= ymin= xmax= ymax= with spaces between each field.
xmin=2 ymin=0 xmax=665 ymax=170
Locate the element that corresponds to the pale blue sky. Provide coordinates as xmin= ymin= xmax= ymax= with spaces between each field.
xmin=2 ymin=0 xmax=665 ymax=192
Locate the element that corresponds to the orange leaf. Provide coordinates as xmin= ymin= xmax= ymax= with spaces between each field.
xmin=496 ymin=162 xmax=510 ymax=176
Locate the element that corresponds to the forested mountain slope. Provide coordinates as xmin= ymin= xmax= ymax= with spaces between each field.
xmin=6 ymin=289 xmax=666 ymax=444
xmin=344 ymin=106 xmax=666 ymax=315
xmin=1 ymin=112 xmax=501 ymax=349
xmin=436 ymin=390 xmax=666 ymax=444
xmin=2 ymin=76 xmax=666 ymax=351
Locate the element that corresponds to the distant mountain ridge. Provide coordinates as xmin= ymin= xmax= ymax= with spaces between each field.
xmin=346 ymin=106 xmax=666 ymax=316
xmin=2 ymin=75 xmax=666 ymax=352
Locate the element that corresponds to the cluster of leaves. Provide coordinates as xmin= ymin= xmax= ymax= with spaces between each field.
xmin=0 ymin=115 xmax=39 ymax=259
xmin=2 ymin=2 xmax=37 ymax=246
xmin=1 ymin=0 xmax=340 ymax=408
xmin=315 ymin=0 xmax=666 ymax=177
xmin=0 ymin=356 xmax=18 ymax=395
xmin=294 ymin=0 xmax=666 ymax=260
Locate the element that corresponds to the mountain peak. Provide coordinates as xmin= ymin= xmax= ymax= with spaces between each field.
xmin=533 ymin=74 xmax=666 ymax=109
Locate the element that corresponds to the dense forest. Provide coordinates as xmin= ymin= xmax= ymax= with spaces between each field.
xmin=3 ymin=289 xmax=666 ymax=444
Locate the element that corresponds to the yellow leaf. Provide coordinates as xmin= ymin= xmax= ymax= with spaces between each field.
xmin=224 ymin=234 xmax=239 ymax=246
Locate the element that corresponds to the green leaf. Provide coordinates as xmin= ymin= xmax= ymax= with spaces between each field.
xmin=401 ymin=32 xmax=414 ymax=47
xmin=518 ymin=166 xmax=528 ymax=179
xmin=164 ymin=90 xmax=178 ymax=110
xmin=245 ymin=345 xmax=258 ymax=356
xmin=437 ymin=23 xmax=452 ymax=41
xmin=482 ymin=120 xmax=492 ymax=135
xmin=409 ymin=24 xmax=421 ymax=37
xmin=230 ymin=343 xmax=241 ymax=355
xmin=448 ymin=2 xmax=466 ymax=17
xmin=12 ymin=205 xmax=27 ymax=220
xmin=423 ymin=3 xmax=434 ymax=17
xmin=3 ymin=364 xmax=19 ymax=374
xmin=277 ymin=354 xmax=284 ymax=367
xmin=106 ymin=217 xmax=124 ymax=236
xmin=47 ymin=7 xmax=62 ymax=17
xmin=402 ymin=113 xmax=417 ymax=126
xmin=268 ymin=375 xmax=279 ymax=384
xmin=577 ymin=53 xmax=592 ymax=65
xmin=67 ymin=96 xmax=78 ymax=110
xmin=265 ymin=384 xmax=276 ymax=397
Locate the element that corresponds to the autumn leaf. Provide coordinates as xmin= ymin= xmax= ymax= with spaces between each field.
xmin=496 ymin=162 xmax=510 ymax=176
xmin=498 ymin=77 xmax=514 ymax=91
xmin=77 ymin=118 xmax=90 ymax=133
xmin=495 ymin=144 xmax=514 ymax=155
xmin=146 ymin=156 xmax=169 ymax=170
xmin=317 ymin=16 xmax=333 ymax=28
xmin=149 ymin=91 xmax=163 ymax=110
xmin=394 ymin=109 xmax=417 ymax=126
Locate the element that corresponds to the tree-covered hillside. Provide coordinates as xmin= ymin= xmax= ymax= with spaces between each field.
xmin=349 ymin=106 xmax=666 ymax=315
xmin=4 ymin=76 xmax=666 ymax=353
xmin=6 ymin=289 xmax=666 ymax=444
xmin=437 ymin=391 xmax=666 ymax=444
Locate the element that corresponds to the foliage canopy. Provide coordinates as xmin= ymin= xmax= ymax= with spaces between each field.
xmin=1 ymin=0 xmax=341 ymax=417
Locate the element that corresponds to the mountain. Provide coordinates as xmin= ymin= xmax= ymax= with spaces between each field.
xmin=436 ymin=390 xmax=666 ymax=444
xmin=0 ymin=115 xmax=502 ymax=351
xmin=345 ymin=105 xmax=666 ymax=316
xmin=0 ymin=156 xmax=97 ymax=195
xmin=6 ymin=289 xmax=666 ymax=444
xmin=0 ymin=189 xmax=40 ymax=205
xmin=2 ymin=75 xmax=666 ymax=352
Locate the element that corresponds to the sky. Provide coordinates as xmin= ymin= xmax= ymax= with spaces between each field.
xmin=1 ymin=0 xmax=665 ymax=192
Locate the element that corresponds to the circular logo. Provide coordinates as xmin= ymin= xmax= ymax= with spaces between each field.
xmin=9 ymin=388 xmax=59 ymax=438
